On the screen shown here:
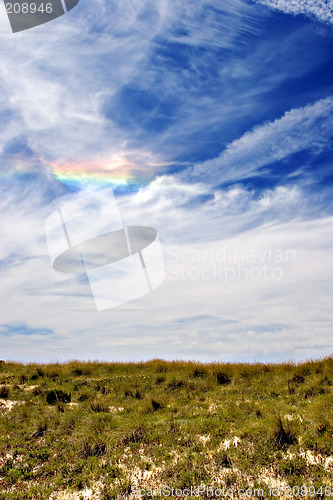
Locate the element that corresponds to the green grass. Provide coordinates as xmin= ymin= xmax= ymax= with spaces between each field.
xmin=0 ymin=357 xmax=332 ymax=499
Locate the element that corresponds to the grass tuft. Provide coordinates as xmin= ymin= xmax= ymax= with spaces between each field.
xmin=274 ymin=417 xmax=297 ymax=449
xmin=46 ymin=389 xmax=71 ymax=405
xmin=151 ymin=399 xmax=163 ymax=411
xmin=0 ymin=385 xmax=10 ymax=399
xmin=216 ymin=372 xmax=231 ymax=385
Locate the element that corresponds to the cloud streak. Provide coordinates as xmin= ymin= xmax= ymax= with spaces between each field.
xmin=183 ymin=97 xmax=333 ymax=186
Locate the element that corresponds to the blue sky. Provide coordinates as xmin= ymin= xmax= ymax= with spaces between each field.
xmin=0 ymin=0 xmax=332 ymax=362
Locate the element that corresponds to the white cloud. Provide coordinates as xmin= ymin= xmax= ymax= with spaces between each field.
xmin=1 ymin=171 xmax=333 ymax=362
xmin=254 ymin=0 xmax=333 ymax=25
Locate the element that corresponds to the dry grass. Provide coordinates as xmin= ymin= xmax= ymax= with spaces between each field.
xmin=0 ymin=357 xmax=332 ymax=498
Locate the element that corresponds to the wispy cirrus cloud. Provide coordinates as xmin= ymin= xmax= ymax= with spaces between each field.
xmin=182 ymin=97 xmax=333 ymax=186
xmin=0 ymin=0 xmax=261 ymax=163
xmin=3 ymin=0 xmax=329 ymax=172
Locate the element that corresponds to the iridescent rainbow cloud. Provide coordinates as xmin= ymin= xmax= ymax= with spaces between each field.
xmin=49 ymin=156 xmax=138 ymax=190
xmin=49 ymin=153 xmax=170 ymax=191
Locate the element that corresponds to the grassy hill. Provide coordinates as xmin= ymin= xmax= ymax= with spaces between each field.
xmin=0 ymin=357 xmax=332 ymax=499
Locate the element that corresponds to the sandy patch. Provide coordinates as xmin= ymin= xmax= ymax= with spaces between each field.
xmin=109 ymin=406 xmax=124 ymax=413
xmin=21 ymin=385 xmax=39 ymax=392
xmin=0 ymin=400 xmax=24 ymax=411
xmin=49 ymin=482 xmax=103 ymax=500
xmin=219 ymin=436 xmax=241 ymax=451
xmin=198 ymin=434 xmax=210 ymax=445
xmin=258 ymin=467 xmax=289 ymax=490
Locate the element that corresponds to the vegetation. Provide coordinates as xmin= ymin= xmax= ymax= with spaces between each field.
xmin=0 ymin=357 xmax=332 ymax=499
